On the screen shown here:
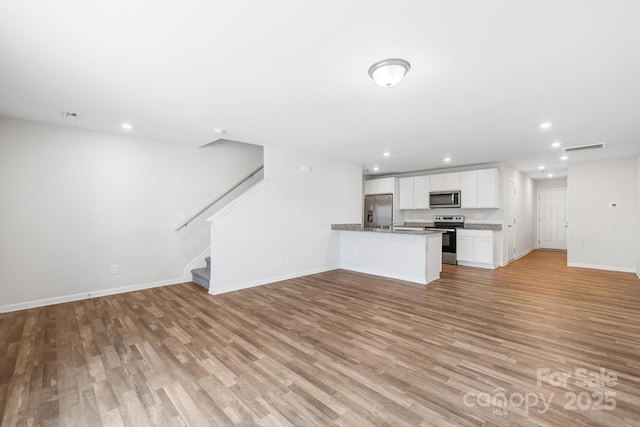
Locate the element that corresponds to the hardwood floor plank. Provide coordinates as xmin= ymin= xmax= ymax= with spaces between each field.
xmin=1 ymin=250 xmax=640 ymax=426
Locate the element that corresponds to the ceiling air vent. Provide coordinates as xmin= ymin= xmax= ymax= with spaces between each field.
xmin=563 ymin=143 xmax=606 ymax=153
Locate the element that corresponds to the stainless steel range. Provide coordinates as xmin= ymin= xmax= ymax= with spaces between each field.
xmin=425 ymin=215 xmax=465 ymax=265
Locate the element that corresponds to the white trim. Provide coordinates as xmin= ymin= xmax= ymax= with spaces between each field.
xmin=206 ymin=178 xmax=268 ymax=223
xmin=208 ymin=266 xmax=336 ymax=295
xmin=567 ymin=262 xmax=637 ymax=274
xmin=183 ymin=247 xmax=211 ymax=280
xmin=0 ymin=277 xmax=184 ymax=313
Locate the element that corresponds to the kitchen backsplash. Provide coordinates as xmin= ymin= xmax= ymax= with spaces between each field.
xmin=401 ymin=208 xmax=503 ymax=223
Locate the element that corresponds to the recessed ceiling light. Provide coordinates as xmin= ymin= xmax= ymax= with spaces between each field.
xmin=372 ymin=166 xmax=379 ymax=171
xmin=383 ymin=152 xmax=390 ymax=157
xmin=444 ymin=157 xmax=451 ymax=162
xmin=551 ymin=141 xmax=561 ymax=148
xmin=540 ymin=122 xmax=552 ymax=129
xmin=121 ymin=123 xmax=132 ymax=130
xmin=213 ymin=128 xmax=226 ymax=134
xmin=538 ymin=165 xmax=545 ymax=170
xmin=548 ymin=173 xmax=554 ymax=178
xmin=560 ymin=155 xmax=568 ymax=161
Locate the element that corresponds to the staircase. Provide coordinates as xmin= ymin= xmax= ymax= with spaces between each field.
xmin=191 ymin=256 xmax=211 ymax=289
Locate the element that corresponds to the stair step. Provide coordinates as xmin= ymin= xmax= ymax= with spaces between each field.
xmin=191 ymin=267 xmax=210 ymax=289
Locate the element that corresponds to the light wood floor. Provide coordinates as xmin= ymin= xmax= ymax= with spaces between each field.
xmin=1 ymin=250 xmax=640 ymax=426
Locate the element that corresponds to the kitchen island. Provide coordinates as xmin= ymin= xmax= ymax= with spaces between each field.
xmin=331 ymin=224 xmax=443 ymax=285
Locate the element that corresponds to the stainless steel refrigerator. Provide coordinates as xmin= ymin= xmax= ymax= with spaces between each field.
xmin=364 ymin=194 xmax=393 ymax=228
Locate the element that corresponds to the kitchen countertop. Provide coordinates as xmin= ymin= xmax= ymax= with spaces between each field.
xmin=331 ymin=224 xmax=444 ymax=235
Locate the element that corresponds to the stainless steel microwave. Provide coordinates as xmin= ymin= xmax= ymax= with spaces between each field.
xmin=429 ymin=191 xmax=461 ymax=208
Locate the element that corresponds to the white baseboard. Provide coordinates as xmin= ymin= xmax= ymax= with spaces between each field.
xmin=0 ymin=277 xmax=185 ymax=313
xmin=183 ymin=247 xmax=211 ymax=281
xmin=209 ymin=266 xmax=337 ymax=296
xmin=501 ymin=247 xmax=535 ymax=267
xmin=567 ymin=262 xmax=637 ymax=274
xmin=336 ymin=266 xmax=435 ymax=285
xmin=457 ymin=261 xmax=497 ymax=270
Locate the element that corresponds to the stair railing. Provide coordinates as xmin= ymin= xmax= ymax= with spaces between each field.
xmin=175 ymin=164 xmax=264 ymax=231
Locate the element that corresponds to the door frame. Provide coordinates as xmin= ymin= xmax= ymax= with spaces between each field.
xmin=536 ymin=187 xmax=568 ymax=250
xmin=505 ymin=178 xmax=517 ymax=263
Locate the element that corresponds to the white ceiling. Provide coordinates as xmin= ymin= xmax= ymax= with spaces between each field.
xmin=1 ymin=0 xmax=639 ymax=179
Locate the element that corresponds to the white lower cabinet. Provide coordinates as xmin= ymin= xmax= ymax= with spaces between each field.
xmin=457 ymin=229 xmax=495 ymax=269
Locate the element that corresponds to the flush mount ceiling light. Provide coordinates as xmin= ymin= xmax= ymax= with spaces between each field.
xmin=368 ymin=58 xmax=411 ymax=88
xmin=540 ymin=122 xmax=552 ymax=129
xmin=444 ymin=157 xmax=451 ymax=162
xmin=383 ymin=152 xmax=390 ymax=157
xmin=121 ymin=122 xmax=132 ymax=130
xmin=551 ymin=141 xmax=561 ymax=148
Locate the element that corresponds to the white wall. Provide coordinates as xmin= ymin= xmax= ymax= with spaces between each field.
xmin=208 ymin=145 xmax=362 ymax=294
xmin=568 ymin=156 xmax=638 ymax=272
xmin=502 ymin=164 xmax=536 ymax=262
xmin=638 ymin=154 xmax=640 ymax=277
xmin=534 ymin=177 xmax=567 ymax=191
xmin=0 ymin=117 xmax=263 ymax=311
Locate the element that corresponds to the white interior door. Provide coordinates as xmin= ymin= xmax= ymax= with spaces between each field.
xmin=538 ymin=189 xmax=568 ymax=249
xmin=506 ymin=179 xmax=517 ymax=262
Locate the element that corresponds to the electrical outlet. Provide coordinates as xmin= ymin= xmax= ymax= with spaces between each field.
xmin=110 ymin=264 xmax=118 ymax=274
xmin=608 ymin=202 xmax=619 ymax=209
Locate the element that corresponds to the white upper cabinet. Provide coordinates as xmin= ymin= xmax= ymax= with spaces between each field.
xmin=364 ymin=177 xmax=396 ymax=195
xmin=398 ymin=176 xmax=430 ymax=210
xmin=413 ymin=176 xmax=430 ymax=209
xmin=477 ymin=168 xmax=499 ymax=208
xmin=460 ymin=171 xmax=478 ymax=209
xmin=398 ymin=177 xmax=415 ymax=209
xmin=459 ymin=168 xmax=499 ymax=209
xmin=430 ymin=172 xmax=461 ymax=191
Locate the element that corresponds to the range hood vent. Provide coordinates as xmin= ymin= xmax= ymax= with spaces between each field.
xmin=563 ymin=143 xmax=606 ymax=153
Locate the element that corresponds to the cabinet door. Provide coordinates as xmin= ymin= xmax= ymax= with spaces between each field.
xmin=457 ymin=236 xmax=473 ymax=261
xmin=444 ymin=173 xmax=461 ymax=190
xmin=429 ymin=174 xmax=445 ymax=191
xmin=413 ymin=176 xmax=430 ymax=209
xmin=473 ymin=237 xmax=494 ymax=264
xmin=364 ymin=178 xmax=395 ymax=195
xmin=460 ymin=171 xmax=477 ymax=208
xmin=364 ymin=180 xmax=378 ymax=195
xmin=398 ymin=177 xmax=414 ymax=210
xmin=477 ymin=168 xmax=498 ymax=208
